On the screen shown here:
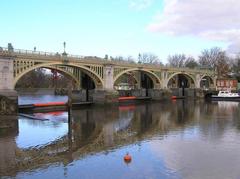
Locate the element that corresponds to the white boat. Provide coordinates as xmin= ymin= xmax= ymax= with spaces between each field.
xmin=211 ymin=90 xmax=240 ymax=100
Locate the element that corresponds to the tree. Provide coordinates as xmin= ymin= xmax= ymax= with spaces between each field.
xmin=15 ymin=68 xmax=72 ymax=89
xmin=198 ymin=47 xmax=230 ymax=77
xmin=184 ymin=56 xmax=199 ymax=69
xmin=167 ymin=54 xmax=186 ymax=67
xmin=231 ymin=55 xmax=240 ymax=72
xmin=228 ymin=54 xmax=240 ymax=80
xmin=199 ymin=47 xmax=222 ymax=68
xmin=113 ymin=56 xmax=124 ymax=61
xmin=126 ymin=56 xmax=135 ymax=63
xmin=138 ymin=52 xmax=162 ymax=64
xmin=216 ymin=51 xmax=230 ymax=78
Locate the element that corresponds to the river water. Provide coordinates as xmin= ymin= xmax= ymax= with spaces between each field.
xmin=1 ymin=95 xmax=240 ymax=179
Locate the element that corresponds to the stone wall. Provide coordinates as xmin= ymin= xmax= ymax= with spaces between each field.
xmin=70 ymin=88 xmax=205 ymax=104
xmin=171 ymin=88 xmax=197 ymax=98
xmin=131 ymin=89 xmax=146 ymax=97
xmin=0 ymin=93 xmax=18 ymax=115
xmin=148 ymin=89 xmax=172 ymax=100
xmin=118 ymin=89 xmax=147 ymax=97
xmin=0 ymin=91 xmax=18 ymax=130
xmin=92 ymin=90 xmax=119 ymax=104
xmin=0 ymin=115 xmax=18 ymax=131
xmin=71 ymin=90 xmax=87 ymax=102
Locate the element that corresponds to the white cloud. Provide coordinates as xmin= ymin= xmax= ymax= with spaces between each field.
xmin=129 ymin=0 xmax=154 ymax=10
xmin=147 ymin=0 xmax=240 ymax=54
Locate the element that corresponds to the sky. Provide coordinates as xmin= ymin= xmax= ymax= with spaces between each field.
xmin=1 ymin=0 xmax=239 ymax=63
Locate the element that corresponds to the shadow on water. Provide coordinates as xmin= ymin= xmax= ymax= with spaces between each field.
xmin=1 ymin=100 xmax=240 ymax=178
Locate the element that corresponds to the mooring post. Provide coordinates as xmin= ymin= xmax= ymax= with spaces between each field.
xmin=67 ymin=83 xmax=72 ymax=120
xmin=67 ymin=82 xmax=73 ymax=157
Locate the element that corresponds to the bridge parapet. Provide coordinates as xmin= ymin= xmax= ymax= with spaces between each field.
xmin=0 ymin=47 xmax=214 ymax=74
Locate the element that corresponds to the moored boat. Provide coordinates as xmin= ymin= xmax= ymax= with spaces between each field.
xmin=211 ymin=90 xmax=240 ymax=101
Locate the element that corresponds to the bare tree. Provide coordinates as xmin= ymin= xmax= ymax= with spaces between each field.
xmin=199 ymin=47 xmax=230 ymax=77
xmin=138 ymin=52 xmax=161 ymax=64
xmin=184 ymin=56 xmax=199 ymax=69
xmin=230 ymin=54 xmax=240 ymax=80
xmin=167 ymin=54 xmax=186 ymax=67
xmin=198 ymin=47 xmax=221 ymax=68
xmin=114 ymin=56 xmax=124 ymax=61
xmin=126 ymin=56 xmax=135 ymax=63
xmin=216 ymin=51 xmax=230 ymax=77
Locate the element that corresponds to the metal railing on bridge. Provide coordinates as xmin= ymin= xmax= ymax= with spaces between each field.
xmin=0 ymin=46 xmax=214 ymax=74
xmin=0 ymin=47 xmax=85 ymax=59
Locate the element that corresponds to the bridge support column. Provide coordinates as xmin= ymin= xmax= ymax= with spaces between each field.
xmin=161 ymin=71 xmax=168 ymax=89
xmin=103 ymin=64 xmax=114 ymax=90
xmin=136 ymin=72 xmax=141 ymax=89
xmin=195 ymin=74 xmax=201 ymax=88
xmin=0 ymin=57 xmax=18 ymax=130
xmin=93 ymin=64 xmax=118 ymax=104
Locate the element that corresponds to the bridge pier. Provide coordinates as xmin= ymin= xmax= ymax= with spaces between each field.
xmin=90 ymin=64 xmax=119 ymax=104
xmin=148 ymin=89 xmax=172 ymax=100
xmin=92 ymin=90 xmax=119 ymax=104
xmin=0 ymin=57 xmax=18 ymax=130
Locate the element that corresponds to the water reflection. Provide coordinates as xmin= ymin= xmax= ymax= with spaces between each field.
xmin=1 ymin=100 xmax=240 ymax=178
xmin=18 ymin=95 xmax=68 ymax=105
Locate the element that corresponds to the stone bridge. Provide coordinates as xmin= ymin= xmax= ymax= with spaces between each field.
xmin=0 ymin=45 xmax=216 ymax=119
xmin=0 ymin=46 xmax=215 ymax=92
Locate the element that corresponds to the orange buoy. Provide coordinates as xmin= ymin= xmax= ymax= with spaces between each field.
xmin=171 ymin=96 xmax=177 ymax=100
xmin=118 ymin=96 xmax=137 ymax=101
xmin=124 ymin=153 xmax=132 ymax=164
xmin=33 ymin=102 xmax=66 ymax=107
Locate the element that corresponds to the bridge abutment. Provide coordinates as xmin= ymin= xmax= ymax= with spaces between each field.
xmin=88 ymin=64 xmax=119 ymax=104
xmin=0 ymin=57 xmax=18 ymax=130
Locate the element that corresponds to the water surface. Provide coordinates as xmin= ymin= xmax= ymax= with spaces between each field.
xmin=1 ymin=99 xmax=240 ymax=179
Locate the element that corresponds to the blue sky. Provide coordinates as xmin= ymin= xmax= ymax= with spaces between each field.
xmin=1 ymin=0 xmax=233 ymax=63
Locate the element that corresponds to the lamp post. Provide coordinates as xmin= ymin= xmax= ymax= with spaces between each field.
xmin=62 ymin=41 xmax=67 ymax=56
xmin=63 ymin=41 xmax=66 ymax=53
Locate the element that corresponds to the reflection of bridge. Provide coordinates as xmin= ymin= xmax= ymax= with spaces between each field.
xmin=0 ymin=46 xmax=215 ymax=92
xmin=1 ymin=101 xmax=235 ymax=177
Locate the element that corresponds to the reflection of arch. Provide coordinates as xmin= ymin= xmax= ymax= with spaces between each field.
xmin=114 ymin=68 xmax=161 ymax=88
xmin=13 ymin=62 xmax=104 ymax=88
xmin=167 ymin=72 xmax=196 ymax=88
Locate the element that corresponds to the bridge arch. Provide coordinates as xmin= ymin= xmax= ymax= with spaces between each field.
xmin=114 ymin=68 xmax=161 ymax=89
xmin=114 ymin=72 xmax=139 ymax=89
xmin=13 ymin=62 xmax=104 ymax=89
xmin=16 ymin=66 xmax=81 ymax=88
xmin=167 ymin=72 xmax=196 ymax=88
xmin=199 ymin=75 xmax=215 ymax=89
